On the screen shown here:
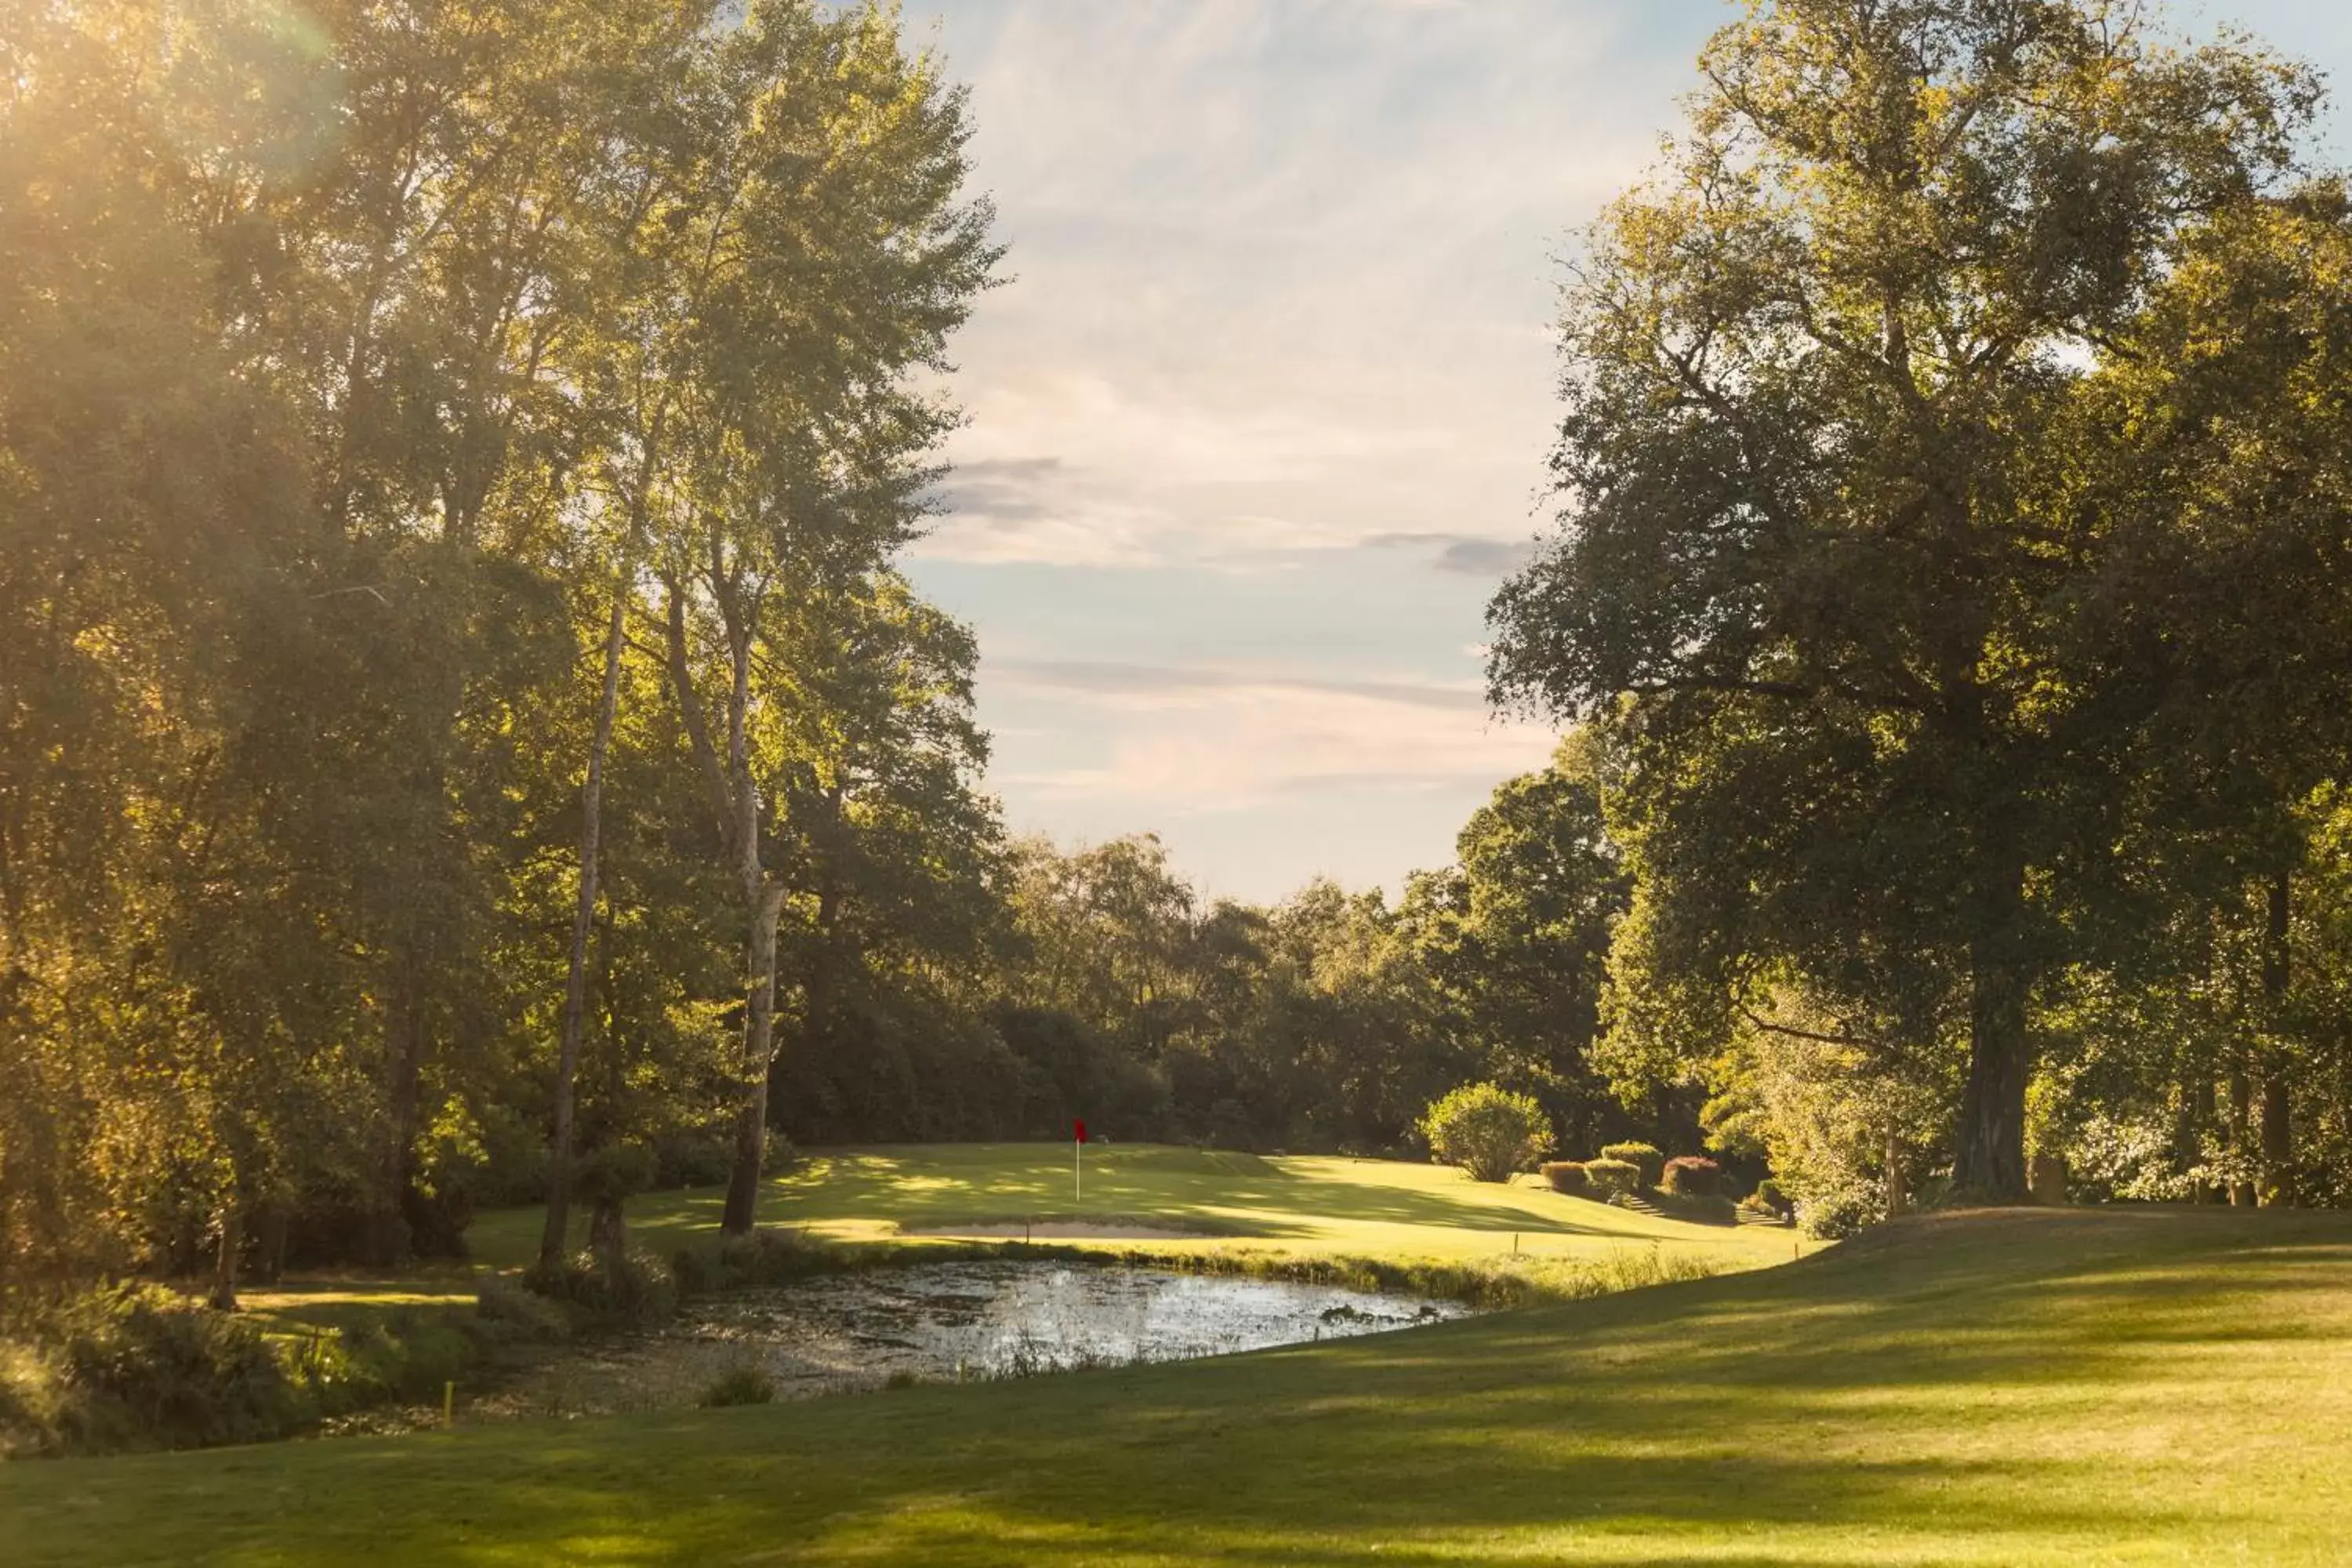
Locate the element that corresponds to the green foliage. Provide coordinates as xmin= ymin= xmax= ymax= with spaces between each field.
xmin=697 ymin=1363 xmax=776 ymax=1408
xmin=1648 ymin=1191 xmax=1740 ymax=1227
xmin=523 ymin=1250 xmax=677 ymax=1327
xmin=1599 ymin=1144 xmax=1664 ymax=1188
xmin=1418 ymin=1084 xmax=1548 ymax=1183
xmin=673 ymin=1229 xmax=825 ymax=1297
xmin=1486 ymin=0 xmax=2333 ymax=1203
xmin=1660 ymin=1156 xmax=1722 ymax=1198
xmin=2 ymin=1285 xmax=306 ymax=1454
xmin=1580 ymin=1158 xmax=1640 ymax=1200
xmin=1751 ymin=1178 xmax=1792 ymax=1218
xmin=474 ymin=1277 xmax=576 ymax=1343
xmin=1540 ymin=1161 xmax=1591 ymax=1196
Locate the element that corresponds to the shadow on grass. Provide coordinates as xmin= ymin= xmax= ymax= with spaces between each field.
xmin=17 ymin=1207 xmax=2352 ymax=1566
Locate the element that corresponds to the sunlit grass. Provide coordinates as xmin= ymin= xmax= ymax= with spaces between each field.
xmin=468 ymin=1142 xmax=1807 ymax=1275
xmin=12 ymin=1207 xmax=2352 ymax=1564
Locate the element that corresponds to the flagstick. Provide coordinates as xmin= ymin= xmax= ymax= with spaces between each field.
xmin=1074 ymin=1136 xmax=1083 ymax=1206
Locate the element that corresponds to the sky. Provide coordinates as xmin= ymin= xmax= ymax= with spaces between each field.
xmin=893 ymin=0 xmax=2352 ymax=906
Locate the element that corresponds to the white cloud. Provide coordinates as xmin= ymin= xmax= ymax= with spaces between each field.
xmin=909 ymin=1 xmax=1709 ymax=572
xmin=895 ymin=1 xmax=1718 ymax=891
xmin=986 ymin=659 xmax=1550 ymax=814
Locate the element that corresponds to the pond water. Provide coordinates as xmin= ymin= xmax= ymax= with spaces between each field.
xmin=485 ymin=1261 xmax=1473 ymax=1421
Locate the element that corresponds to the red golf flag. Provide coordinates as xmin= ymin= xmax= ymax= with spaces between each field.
xmin=1073 ymin=1118 xmax=1087 ymax=1144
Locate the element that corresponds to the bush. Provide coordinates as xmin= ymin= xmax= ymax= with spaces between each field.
xmin=1539 ymin=1160 xmax=1590 ymax=1196
xmin=1751 ymin=1178 xmax=1793 ymax=1218
xmin=698 ymin=1363 xmax=776 ymax=1407
xmin=11 ymin=1283 xmax=308 ymax=1454
xmin=652 ymin=1131 xmax=736 ymax=1190
xmin=1650 ymin=1190 xmax=1740 ymax=1226
xmin=1661 ymin=1156 xmax=1724 ymax=1197
xmin=475 ymin=1276 xmax=575 ymax=1342
xmin=524 ymin=1247 xmax=677 ymax=1327
xmin=1599 ymin=1142 xmax=1664 ymax=1187
xmin=1418 ymin=1083 xmax=1549 ymax=1183
xmin=673 ymin=1227 xmax=821 ymax=1298
xmin=1581 ymin=1157 xmax=1640 ymax=1198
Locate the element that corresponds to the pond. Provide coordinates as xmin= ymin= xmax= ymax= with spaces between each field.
xmin=483 ymin=1261 xmax=1474 ymax=1421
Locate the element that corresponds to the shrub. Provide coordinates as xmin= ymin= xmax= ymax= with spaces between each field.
xmin=1599 ymin=1142 xmax=1664 ymax=1187
xmin=1581 ymin=1157 xmax=1640 ymax=1198
xmin=475 ymin=1276 xmax=575 ymax=1341
xmin=1419 ymin=1083 xmax=1549 ymax=1183
xmin=1751 ymin=1178 xmax=1793 ymax=1218
xmin=674 ymin=1227 xmax=820 ymax=1298
xmin=652 ymin=1131 xmax=736 ymax=1190
xmin=21 ymin=1283 xmax=308 ymax=1453
xmin=524 ymin=1247 xmax=677 ymax=1327
xmin=1539 ymin=1160 xmax=1591 ymax=1196
xmin=1661 ymin=1156 xmax=1724 ymax=1197
xmin=698 ymin=1363 xmax=775 ymax=1407
xmin=1650 ymin=1190 xmax=1740 ymax=1226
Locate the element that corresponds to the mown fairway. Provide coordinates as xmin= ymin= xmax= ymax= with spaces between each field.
xmin=466 ymin=1142 xmax=1800 ymax=1272
xmin=13 ymin=1207 xmax=2352 ymax=1565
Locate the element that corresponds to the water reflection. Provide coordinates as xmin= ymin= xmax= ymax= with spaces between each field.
xmin=495 ymin=1261 xmax=1472 ymax=1419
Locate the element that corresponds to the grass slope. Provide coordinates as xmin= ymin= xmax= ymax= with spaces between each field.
xmin=12 ymin=1207 xmax=2351 ymax=1565
xmin=470 ymin=1142 xmax=1798 ymax=1272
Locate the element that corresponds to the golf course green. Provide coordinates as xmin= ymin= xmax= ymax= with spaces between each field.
xmin=9 ymin=1148 xmax=2349 ymax=1565
xmin=467 ymin=1141 xmax=1803 ymax=1268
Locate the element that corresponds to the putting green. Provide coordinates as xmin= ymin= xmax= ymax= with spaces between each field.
xmin=467 ymin=1142 xmax=1804 ymax=1272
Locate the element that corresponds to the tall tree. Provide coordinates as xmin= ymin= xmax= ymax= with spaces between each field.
xmin=1488 ymin=0 xmax=2318 ymax=1199
xmin=644 ymin=1 xmax=999 ymax=1233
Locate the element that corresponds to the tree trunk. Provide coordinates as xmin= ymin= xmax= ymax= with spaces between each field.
xmin=2227 ymin=1065 xmax=2256 ymax=1206
xmin=722 ymin=880 xmax=789 ymax=1236
xmin=1954 ymin=859 xmax=2033 ymax=1201
xmin=209 ymin=1196 xmax=242 ymax=1312
xmin=2179 ymin=1073 xmax=2219 ymax=1203
xmin=1883 ymin=1131 xmax=1906 ymax=1219
xmin=588 ymin=1195 xmax=627 ymax=1263
xmin=540 ymin=579 xmax=628 ymax=1271
xmin=2257 ymin=868 xmax=2294 ymax=1207
xmin=2258 ymin=1077 xmax=2292 ymax=1206
xmin=373 ymin=956 xmax=426 ymax=1265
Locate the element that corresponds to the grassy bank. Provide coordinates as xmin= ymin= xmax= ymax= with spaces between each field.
xmin=5 ymin=1145 xmax=1779 ymax=1454
xmin=10 ymin=1207 xmax=2350 ymax=1563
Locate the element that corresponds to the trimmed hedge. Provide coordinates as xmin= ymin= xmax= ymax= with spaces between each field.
xmin=1661 ymin=1156 xmax=1724 ymax=1197
xmin=1539 ymin=1160 xmax=1590 ymax=1196
xmin=1582 ymin=1157 xmax=1640 ymax=1198
xmin=1599 ymin=1142 xmax=1664 ymax=1187
xmin=1650 ymin=1190 xmax=1740 ymax=1226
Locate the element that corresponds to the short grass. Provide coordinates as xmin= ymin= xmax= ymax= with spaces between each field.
xmin=469 ymin=1142 xmax=1802 ymax=1274
xmin=11 ymin=1206 xmax=2351 ymax=1564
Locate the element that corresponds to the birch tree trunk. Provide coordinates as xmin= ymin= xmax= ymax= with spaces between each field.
xmin=539 ymin=573 xmax=629 ymax=1270
xmin=724 ymin=880 xmax=789 ymax=1235
xmin=661 ymin=574 xmax=789 ymax=1237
